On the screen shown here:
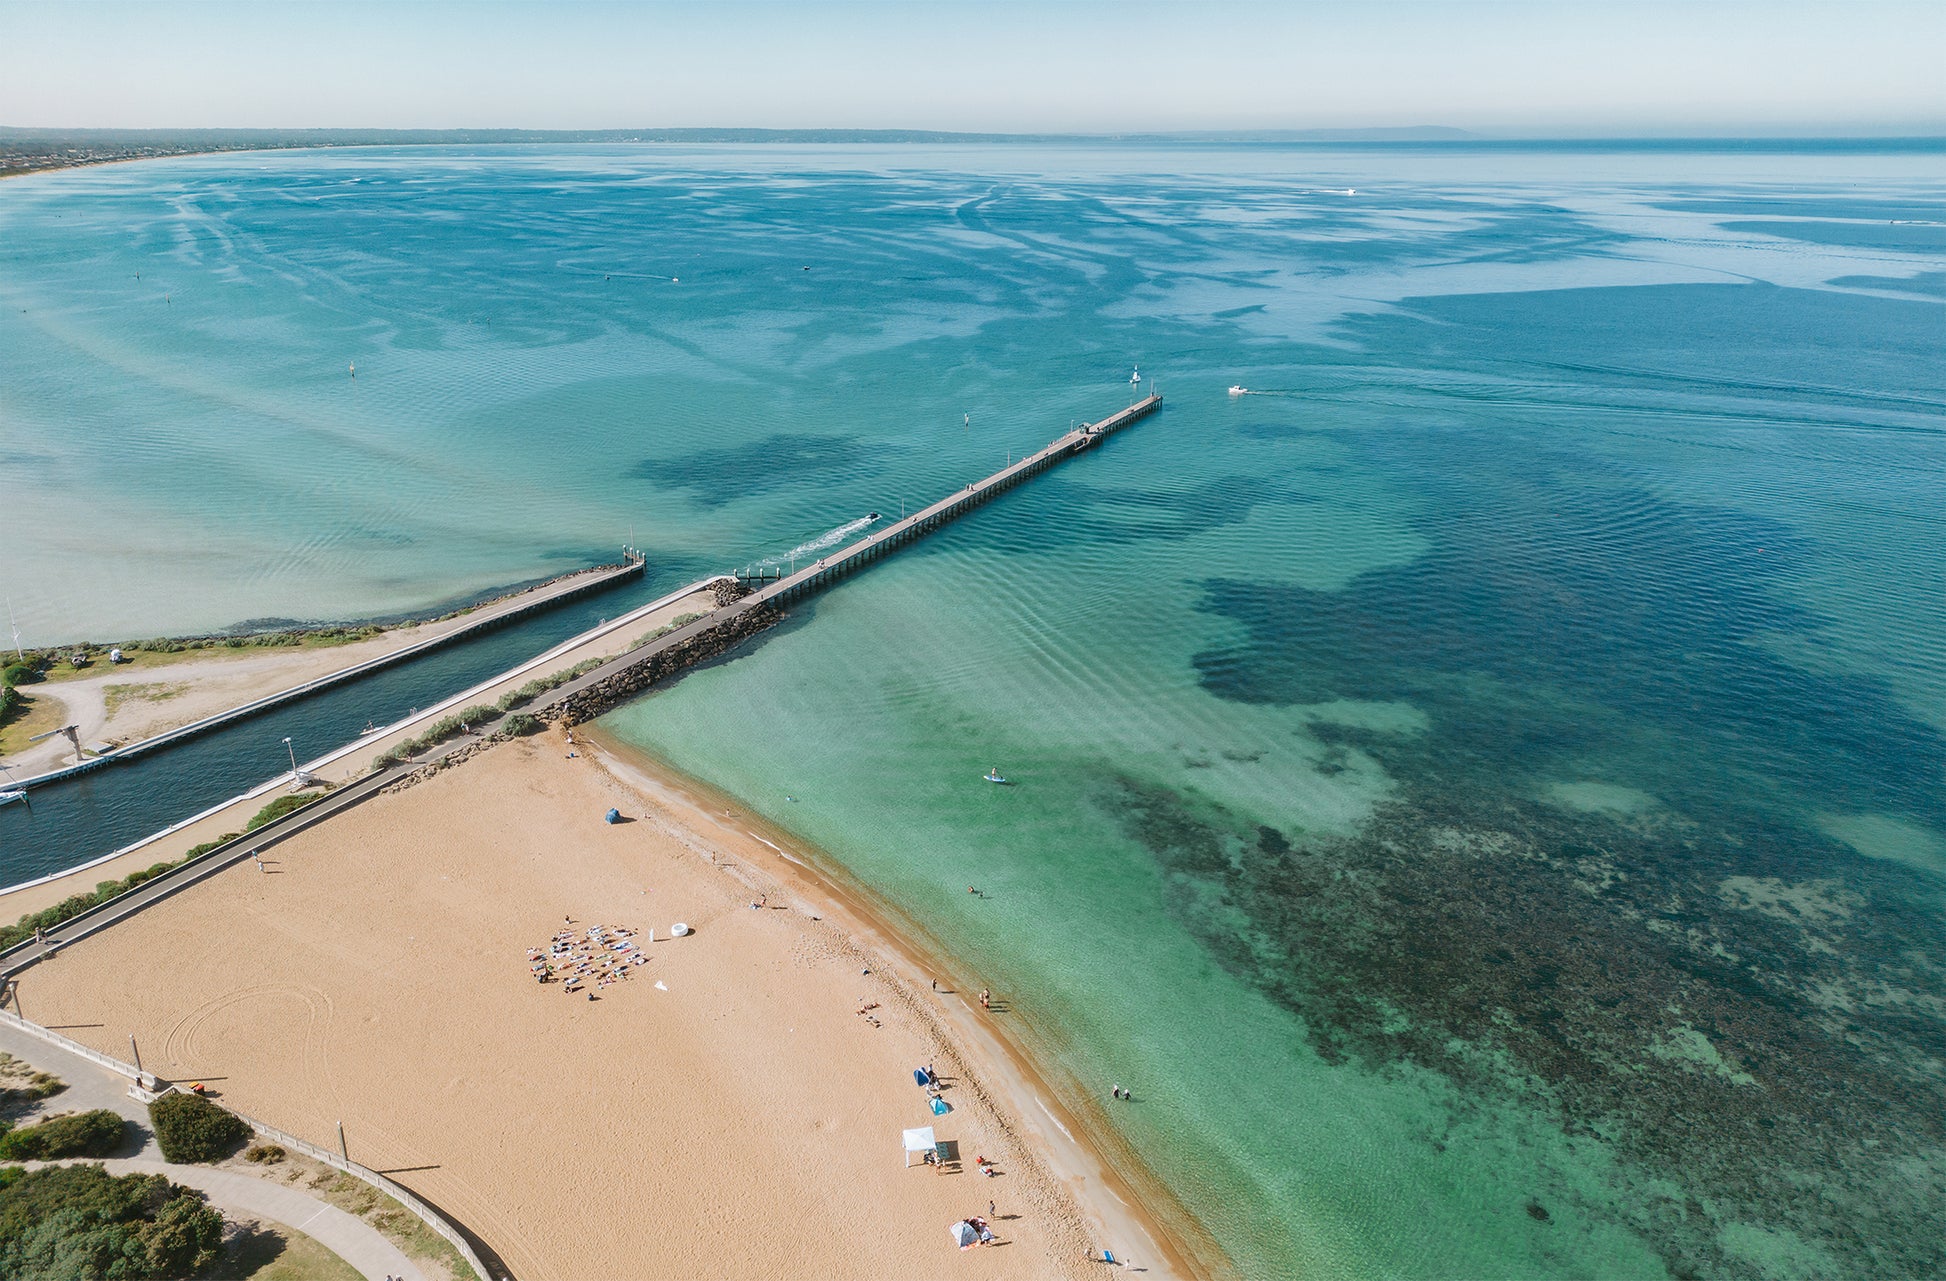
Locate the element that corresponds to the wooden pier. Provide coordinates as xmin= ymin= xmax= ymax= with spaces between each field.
xmin=738 ymin=392 xmax=1162 ymax=606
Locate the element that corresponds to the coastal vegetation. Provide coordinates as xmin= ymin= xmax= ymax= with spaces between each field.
xmin=0 ymin=835 xmax=238 ymax=951
xmin=0 ymin=1163 xmax=224 ymax=1279
xmin=0 ymin=1055 xmax=65 ymax=1111
xmin=244 ymin=794 xmax=322 ymax=832
xmin=0 ymin=1109 xmax=126 ymax=1161
xmin=492 ymin=657 xmax=611 ymax=713
xmin=374 ymin=704 xmax=501 ymax=767
xmin=148 ymin=1094 xmax=250 ymax=1164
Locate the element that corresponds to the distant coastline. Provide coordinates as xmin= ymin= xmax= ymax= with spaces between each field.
xmin=7 ymin=125 xmax=1942 ymax=180
xmin=0 ymin=124 xmax=1480 ymax=178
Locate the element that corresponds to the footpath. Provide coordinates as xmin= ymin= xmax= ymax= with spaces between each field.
xmin=0 ymin=1019 xmax=422 ymax=1281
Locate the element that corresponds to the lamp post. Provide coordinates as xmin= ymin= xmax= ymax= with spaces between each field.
xmin=282 ymin=736 xmax=299 ymax=789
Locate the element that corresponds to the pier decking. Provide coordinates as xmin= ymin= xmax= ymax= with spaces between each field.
xmin=746 ymin=391 xmax=1161 ymax=605
xmin=544 ymin=391 xmax=1164 ymax=719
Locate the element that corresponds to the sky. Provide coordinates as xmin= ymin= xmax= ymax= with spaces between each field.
xmin=3 ymin=0 xmax=1942 ymax=136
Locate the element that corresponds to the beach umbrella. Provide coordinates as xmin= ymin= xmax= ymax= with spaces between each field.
xmin=949 ymin=1220 xmax=978 ymax=1248
xmin=913 ymin=1067 xmax=931 ymax=1087
xmin=604 ymin=808 xmax=621 ymax=824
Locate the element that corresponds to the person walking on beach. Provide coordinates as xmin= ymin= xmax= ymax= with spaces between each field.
xmin=252 ymin=852 xmax=263 ymax=873
xmin=979 ymin=988 xmax=990 ymax=1010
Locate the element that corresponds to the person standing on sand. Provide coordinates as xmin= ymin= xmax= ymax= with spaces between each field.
xmin=979 ymin=988 xmax=990 ymax=1010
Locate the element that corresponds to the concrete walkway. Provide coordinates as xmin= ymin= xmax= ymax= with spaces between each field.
xmin=1 ymin=1022 xmax=421 ymax=1281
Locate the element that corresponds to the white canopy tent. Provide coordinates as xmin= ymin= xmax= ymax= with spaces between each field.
xmin=902 ymin=1125 xmax=937 ymax=1168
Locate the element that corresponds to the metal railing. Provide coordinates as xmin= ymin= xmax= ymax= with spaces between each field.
xmin=0 ymin=1007 xmax=499 ymax=1280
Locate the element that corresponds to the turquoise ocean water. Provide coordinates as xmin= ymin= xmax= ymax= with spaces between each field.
xmin=3 ymin=142 xmax=1944 ymax=1278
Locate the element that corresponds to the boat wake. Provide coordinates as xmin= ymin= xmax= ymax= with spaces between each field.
xmin=761 ymin=514 xmax=881 ymax=567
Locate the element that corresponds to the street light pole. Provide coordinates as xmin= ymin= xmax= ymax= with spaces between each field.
xmin=282 ymin=736 xmax=301 ymax=790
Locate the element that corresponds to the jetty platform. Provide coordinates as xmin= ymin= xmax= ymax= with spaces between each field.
xmin=749 ymin=392 xmax=1161 ymax=605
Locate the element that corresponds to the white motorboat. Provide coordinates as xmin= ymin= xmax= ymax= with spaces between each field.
xmin=1228 ymin=385 xmax=1248 ymax=396
xmin=0 ymin=789 xmax=25 ymax=806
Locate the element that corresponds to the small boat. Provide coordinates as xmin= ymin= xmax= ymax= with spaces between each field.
xmin=1129 ymin=366 xmax=1141 ymax=385
xmin=868 ymin=512 xmax=880 ymax=520
xmin=0 ymin=790 xmax=25 ymax=806
xmin=983 ymin=768 xmax=1008 ymax=785
xmin=1228 ymin=385 xmax=1248 ymax=397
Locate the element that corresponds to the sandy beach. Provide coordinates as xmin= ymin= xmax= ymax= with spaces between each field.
xmin=11 ymin=730 xmax=1190 ymax=1279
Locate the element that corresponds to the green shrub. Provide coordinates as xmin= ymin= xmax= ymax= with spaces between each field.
xmin=1 ymin=662 xmax=41 ymax=688
xmin=0 ymin=687 xmax=18 ymax=722
xmin=0 ymin=1162 xmax=223 ymax=1279
xmin=0 ymin=1109 xmax=126 ymax=1161
xmin=242 ymin=1143 xmax=285 ymax=1164
xmin=501 ymin=713 xmax=542 ymax=736
xmin=147 ymin=1094 xmax=250 ymax=1164
xmin=244 ymin=793 xmax=313 ymax=832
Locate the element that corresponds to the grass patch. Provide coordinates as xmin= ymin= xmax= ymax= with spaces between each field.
xmin=0 ymin=1053 xmax=65 ymax=1112
xmin=207 ymin=1222 xmax=363 ymax=1281
xmin=315 ymin=1173 xmax=469 ymax=1280
xmin=35 ymin=626 xmax=387 ymax=676
xmin=102 ymin=680 xmax=189 ymax=717
xmin=0 ymin=689 xmax=65 ymax=758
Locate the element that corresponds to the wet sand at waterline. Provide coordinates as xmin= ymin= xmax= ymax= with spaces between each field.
xmin=13 ymin=731 xmax=1184 ymax=1279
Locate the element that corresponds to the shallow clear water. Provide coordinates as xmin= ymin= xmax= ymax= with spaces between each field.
xmin=5 ymin=142 xmax=1946 ymax=1278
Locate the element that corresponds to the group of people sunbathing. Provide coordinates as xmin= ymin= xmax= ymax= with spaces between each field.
xmin=529 ymin=921 xmax=648 ymax=998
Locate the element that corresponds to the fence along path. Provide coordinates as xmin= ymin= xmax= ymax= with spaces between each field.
xmin=0 ymin=1007 xmax=500 ymax=1280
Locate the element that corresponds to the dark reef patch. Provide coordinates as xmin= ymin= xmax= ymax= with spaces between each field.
xmin=633 ymin=432 xmax=875 ymax=507
xmin=1146 ymin=377 xmax=1946 ymax=1276
xmin=1110 ymin=769 xmax=1946 ymax=1280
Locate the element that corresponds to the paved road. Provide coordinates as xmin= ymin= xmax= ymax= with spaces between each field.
xmin=0 ymin=1022 xmax=422 ymax=1280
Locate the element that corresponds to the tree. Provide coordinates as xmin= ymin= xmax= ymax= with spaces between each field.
xmin=0 ymin=1163 xmax=224 ymax=1279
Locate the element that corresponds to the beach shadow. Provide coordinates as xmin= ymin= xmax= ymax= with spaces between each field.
xmin=374 ymin=1163 xmax=441 ymax=1175
xmin=605 ymin=816 xmax=637 ymax=825
xmin=42 ymin=1023 xmax=104 ymax=1031
xmin=207 ymin=1222 xmax=287 ymax=1279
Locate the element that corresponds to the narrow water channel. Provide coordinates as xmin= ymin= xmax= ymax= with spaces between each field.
xmin=0 ymin=568 xmax=692 ymax=887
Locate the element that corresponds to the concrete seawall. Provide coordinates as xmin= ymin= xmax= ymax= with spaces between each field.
xmin=11 ymin=557 xmax=646 ymax=791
